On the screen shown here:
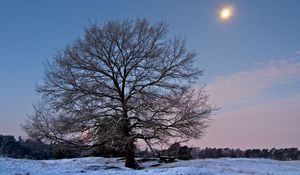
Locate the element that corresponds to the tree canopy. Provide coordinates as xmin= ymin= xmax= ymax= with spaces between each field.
xmin=23 ymin=19 xmax=213 ymax=168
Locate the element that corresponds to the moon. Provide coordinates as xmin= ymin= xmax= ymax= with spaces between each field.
xmin=219 ymin=6 xmax=234 ymax=21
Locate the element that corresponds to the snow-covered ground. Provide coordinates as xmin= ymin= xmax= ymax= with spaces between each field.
xmin=1 ymin=157 xmax=300 ymax=175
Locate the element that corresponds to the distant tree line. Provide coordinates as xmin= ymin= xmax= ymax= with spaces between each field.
xmin=0 ymin=135 xmax=82 ymax=159
xmin=1 ymin=135 xmax=300 ymax=161
xmin=140 ymin=143 xmax=300 ymax=161
xmin=133 ymin=143 xmax=300 ymax=161
xmin=195 ymin=147 xmax=300 ymax=161
xmin=0 ymin=135 xmax=132 ymax=159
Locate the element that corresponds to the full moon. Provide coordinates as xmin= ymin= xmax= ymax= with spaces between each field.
xmin=219 ymin=6 xmax=233 ymax=20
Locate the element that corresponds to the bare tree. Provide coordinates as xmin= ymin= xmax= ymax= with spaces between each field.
xmin=23 ymin=19 xmax=213 ymax=168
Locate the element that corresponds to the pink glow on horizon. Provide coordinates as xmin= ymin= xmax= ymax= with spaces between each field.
xmin=191 ymin=94 xmax=300 ymax=149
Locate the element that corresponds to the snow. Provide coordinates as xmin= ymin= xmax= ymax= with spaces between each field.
xmin=0 ymin=157 xmax=300 ymax=175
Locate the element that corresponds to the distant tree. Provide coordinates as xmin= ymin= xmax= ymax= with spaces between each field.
xmin=244 ymin=149 xmax=251 ymax=158
xmin=297 ymin=151 xmax=300 ymax=160
xmin=23 ymin=19 xmax=213 ymax=168
xmin=18 ymin=136 xmax=24 ymax=143
xmin=53 ymin=145 xmax=81 ymax=159
xmin=261 ymin=149 xmax=269 ymax=158
xmin=21 ymin=139 xmax=53 ymax=159
xmin=0 ymin=135 xmax=25 ymax=158
xmin=167 ymin=142 xmax=181 ymax=156
xmin=235 ymin=148 xmax=244 ymax=157
xmin=177 ymin=145 xmax=192 ymax=160
xmin=251 ymin=149 xmax=261 ymax=158
xmin=0 ymin=135 xmax=17 ymax=157
xmin=216 ymin=148 xmax=223 ymax=158
xmin=190 ymin=147 xmax=201 ymax=159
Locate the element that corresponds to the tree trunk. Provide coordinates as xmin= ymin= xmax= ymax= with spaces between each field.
xmin=125 ymin=144 xmax=137 ymax=169
xmin=121 ymin=102 xmax=138 ymax=169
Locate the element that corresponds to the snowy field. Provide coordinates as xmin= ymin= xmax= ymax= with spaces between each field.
xmin=1 ymin=157 xmax=300 ymax=175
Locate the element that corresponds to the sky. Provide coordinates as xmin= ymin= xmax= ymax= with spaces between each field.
xmin=0 ymin=0 xmax=300 ymax=149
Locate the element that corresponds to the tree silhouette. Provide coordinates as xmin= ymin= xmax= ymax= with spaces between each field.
xmin=23 ymin=19 xmax=213 ymax=168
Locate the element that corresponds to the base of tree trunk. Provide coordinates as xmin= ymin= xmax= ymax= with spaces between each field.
xmin=125 ymin=148 xmax=139 ymax=169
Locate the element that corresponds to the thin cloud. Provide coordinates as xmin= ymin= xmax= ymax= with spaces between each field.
xmin=207 ymin=58 xmax=300 ymax=107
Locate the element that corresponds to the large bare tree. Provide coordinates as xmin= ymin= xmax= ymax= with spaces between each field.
xmin=23 ymin=19 xmax=213 ymax=168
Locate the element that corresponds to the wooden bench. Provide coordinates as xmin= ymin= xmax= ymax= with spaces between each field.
xmin=159 ymin=156 xmax=176 ymax=163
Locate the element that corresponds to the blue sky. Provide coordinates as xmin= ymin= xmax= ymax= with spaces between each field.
xmin=1 ymin=0 xmax=300 ymax=149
